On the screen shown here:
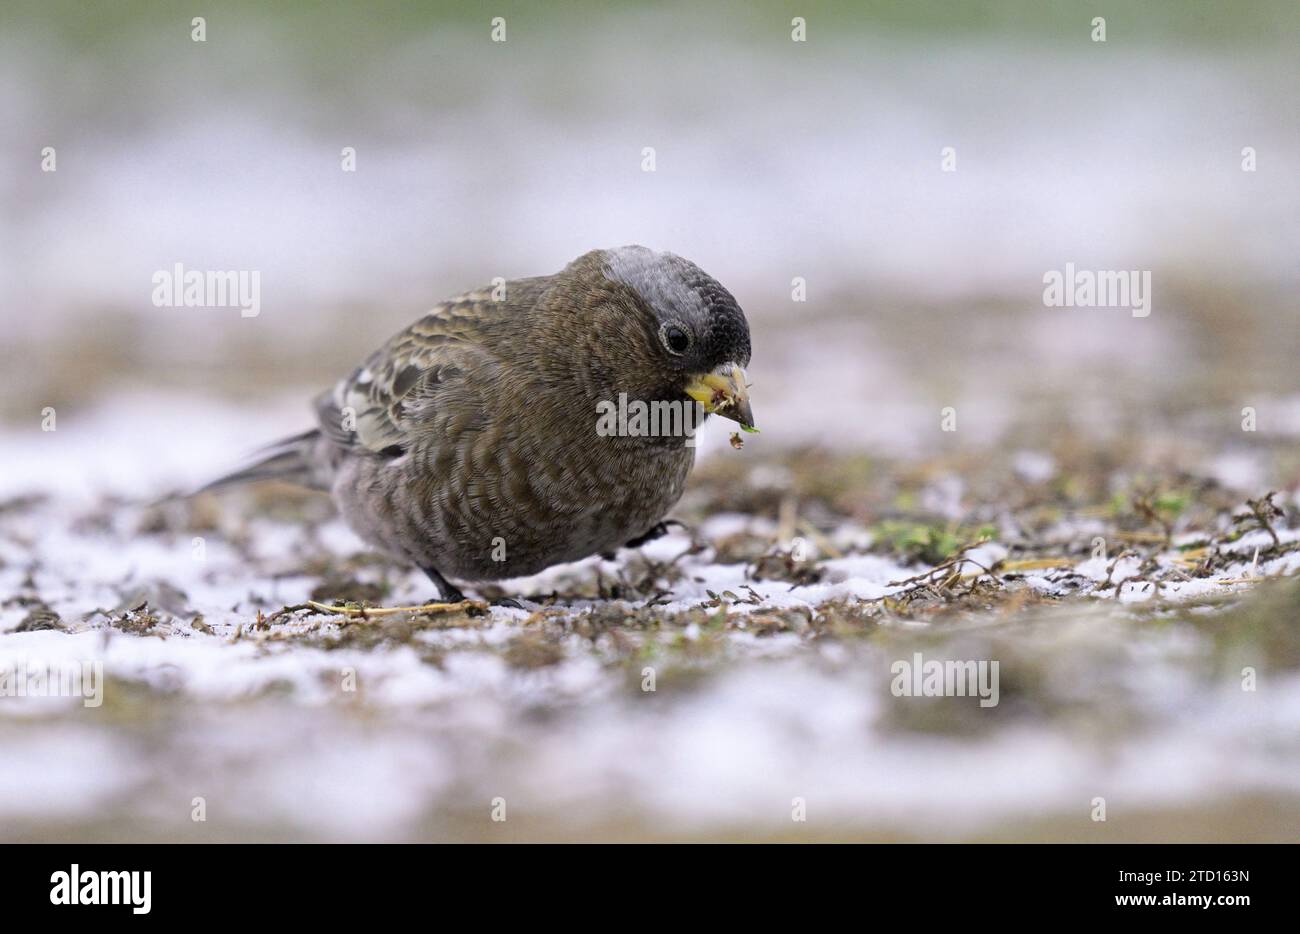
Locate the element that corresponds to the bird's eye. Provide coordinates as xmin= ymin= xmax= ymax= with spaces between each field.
xmin=661 ymin=323 xmax=692 ymax=355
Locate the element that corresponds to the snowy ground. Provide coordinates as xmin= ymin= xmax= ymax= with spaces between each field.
xmin=3 ymin=0 xmax=1297 ymax=843
xmin=2 ymin=395 xmax=1298 ymax=842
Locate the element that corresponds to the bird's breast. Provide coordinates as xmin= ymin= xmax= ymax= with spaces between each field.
xmin=357 ymin=422 xmax=695 ymax=580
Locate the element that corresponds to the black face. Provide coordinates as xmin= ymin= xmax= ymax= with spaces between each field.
xmin=597 ymin=246 xmax=752 ymax=400
xmin=642 ymin=261 xmax=752 ymax=377
xmin=669 ymin=271 xmax=751 ymax=370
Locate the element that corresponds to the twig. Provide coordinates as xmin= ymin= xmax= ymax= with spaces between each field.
xmin=305 ymin=599 xmax=485 ymax=620
xmin=1237 ymin=492 xmax=1283 ymax=549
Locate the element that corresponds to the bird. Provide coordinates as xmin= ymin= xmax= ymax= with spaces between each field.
xmin=206 ymin=246 xmax=754 ymax=603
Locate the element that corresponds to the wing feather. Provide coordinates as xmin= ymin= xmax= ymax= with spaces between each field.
xmin=314 ymin=295 xmax=500 ymax=454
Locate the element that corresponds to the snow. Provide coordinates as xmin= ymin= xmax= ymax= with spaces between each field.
xmin=2 ymin=395 xmax=1297 ymax=841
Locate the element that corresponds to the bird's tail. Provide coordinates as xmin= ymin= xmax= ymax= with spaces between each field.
xmin=196 ymin=429 xmax=330 ymax=494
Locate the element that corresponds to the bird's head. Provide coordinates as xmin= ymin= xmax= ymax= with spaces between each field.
xmin=576 ymin=245 xmax=755 ymax=431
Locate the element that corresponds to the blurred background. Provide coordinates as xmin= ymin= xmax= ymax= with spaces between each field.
xmin=3 ymin=0 xmax=1298 ymax=460
xmin=1 ymin=1 xmax=1298 ymax=842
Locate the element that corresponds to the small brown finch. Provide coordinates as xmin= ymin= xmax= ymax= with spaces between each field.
xmin=207 ymin=246 xmax=754 ymax=602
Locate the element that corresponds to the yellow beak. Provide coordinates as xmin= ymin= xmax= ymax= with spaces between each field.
xmin=685 ymin=363 xmax=756 ymax=431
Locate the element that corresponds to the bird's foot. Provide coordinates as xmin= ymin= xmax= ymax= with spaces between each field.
xmin=420 ymin=564 xmax=470 ymax=603
xmin=623 ymin=519 xmax=687 ymax=549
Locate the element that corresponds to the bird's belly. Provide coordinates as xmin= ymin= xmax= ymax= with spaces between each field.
xmin=334 ymin=441 xmax=693 ymax=582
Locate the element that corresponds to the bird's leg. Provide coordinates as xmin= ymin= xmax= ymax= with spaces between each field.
xmin=623 ymin=519 xmax=686 ymax=550
xmin=421 ymin=564 xmax=522 ymax=609
xmin=420 ymin=564 xmax=467 ymax=604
